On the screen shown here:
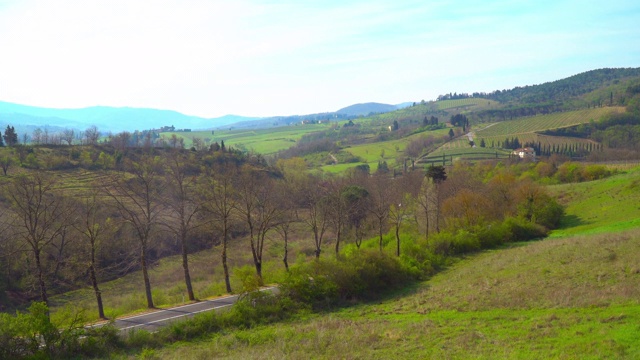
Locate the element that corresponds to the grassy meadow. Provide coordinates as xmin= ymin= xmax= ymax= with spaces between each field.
xmin=148 ymin=230 xmax=640 ymax=359
xmin=550 ymin=165 xmax=640 ymax=237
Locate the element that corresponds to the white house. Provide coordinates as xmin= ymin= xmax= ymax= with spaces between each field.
xmin=513 ymin=147 xmax=536 ymax=159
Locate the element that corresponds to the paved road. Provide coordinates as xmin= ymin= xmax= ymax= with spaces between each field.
xmin=90 ymin=287 xmax=275 ymax=333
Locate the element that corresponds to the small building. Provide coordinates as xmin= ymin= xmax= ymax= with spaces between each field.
xmin=512 ymin=147 xmax=536 ymax=159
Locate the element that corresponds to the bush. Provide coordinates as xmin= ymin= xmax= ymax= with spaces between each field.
xmin=225 ymin=291 xmax=300 ymax=328
xmin=503 ymin=217 xmax=548 ymax=242
xmin=451 ymin=230 xmax=480 ymax=254
xmin=0 ymin=302 xmax=120 ymax=359
xmin=235 ymin=265 xmax=262 ymax=292
xmin=281 ymin=250 xmax=416 ymax=309
xmin=532 ymin=195 xmax=565 ymax=229
xmin=474 ymin=222 xmax=510 ymax=248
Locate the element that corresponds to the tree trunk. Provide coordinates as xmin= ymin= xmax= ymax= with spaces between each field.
xmin=378 ymin=219 xmax=384 ymax=252
xmin=141 ymin=244 xmax=154 ymax=308
xmin=222 ymin=224 xmax=232 ymax=293
xmin=395 ymin=226 xmax=401 ymax=257
xmin=181 ymin=229 xmax=195 ymax=301
xmin=34 ymin=248 xmax=49 ymax=307
xmin=283 ymin=231 xmax=289 ymax=272
xmin=90 ymin=246 xmax=106 ymax=319
xmin=255 ymin=261 xmax=262 ymax=280
xmin=313 ymin=226 xmax=321 ymax=260
xmin=334 ymin=226 xmax=341 ymax=257
xmin=424 ymin=205 xmax=430 ymax=240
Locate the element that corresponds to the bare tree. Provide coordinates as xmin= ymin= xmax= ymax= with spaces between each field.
xmin=192 ymin=137 xmax=205 ymax=151
xmin=325 ymin=178 xmax=348 ymax=257
xmin=102 ymin=155 xmax=164 ymax=308
xmin=163 ymin=151 xmax=202 ymax=301
xmin=301 ymin=175 xmax=330 ymax=259
xmin=62 ymin=129 xmax=75 ymax=146
xmin=425 ymin=165 xmax=448 ymax=233
xmin=32 ymin=128 xmax=43 ymax=145
xmin=109 ymin=131 xmax=132 ymax=151
xmin=341 ymin=184 xmax=370 ymax=249
xmin=73 ymin=192 xmax=110 ymax=319
xmin=367 ymin=175 xmax=393 ymax=252
xmin=3 ymin=172 xmax=72 ymax=307
xmin=200 ymin=165 xmax=237 ymax=293
xmin=273 ymin=173 xmax=298 ymax=272
xmin=417 ymin=177 xmax=436 ymax=239
xmin=388 ymin=191 xmax=413 ymax=257
xmin=83 ymin=126 xmax=100 ymax=145
xmin=0 ymin=153 xmax=14 ymax=176
xmin=236 ymin=166 xmax=282 ymax=281
xmin=168 ymin=134 xmax=185 ymax=150
xmin=0 ymin=207 xmax=18 ymax=298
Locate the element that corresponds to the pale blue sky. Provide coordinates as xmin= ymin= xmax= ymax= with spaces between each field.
xmin=0 ymin=0 xmax=638 ymax=118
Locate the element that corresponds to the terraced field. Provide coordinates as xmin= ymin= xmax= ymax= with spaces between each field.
xmin=475 ymin=107 xmax=623 ymax=138
xmin=437 ymin=107 xmax=623 ymax=153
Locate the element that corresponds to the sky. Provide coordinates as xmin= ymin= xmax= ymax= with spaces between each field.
xmin=0 ymin=0 xmax=639 ymax=118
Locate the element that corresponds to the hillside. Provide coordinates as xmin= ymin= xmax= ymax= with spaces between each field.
xmin=128 ymin=166 xmax=640 ymax=359
xmin=480 ymin=67 xmax=640 ymax=105
xmin=335 ymin=102 xmax=398 ymax=116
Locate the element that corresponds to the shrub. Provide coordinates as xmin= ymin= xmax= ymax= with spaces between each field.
xmin=532 ymin=195 xmax=564 ymax=229
xmin=281 ymin=250 xmax=415 ymax=309
xmin=0 ymin=302 xmax=120 ymax=359
xmin=474 ymin=222 xmax=510 ymax=248
xmin=503 ymin=217 xmax=548 ymax=242
xmin=235 ymin=265 xmax=262 ymax=292
xmin=451 ymin=230 xmax=480 ymax=254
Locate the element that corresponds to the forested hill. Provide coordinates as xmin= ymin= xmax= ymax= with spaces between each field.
xmin=479 ymin=67 xmax=640 ymax=105
xmin=335 ymin=102 xmax=398 ymax=116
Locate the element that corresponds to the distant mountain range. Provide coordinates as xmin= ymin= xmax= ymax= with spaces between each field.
xmin=0 ymin=101 xmax=260 ymax=133
xmin=0 ymin=100 xmax=409 ymax=134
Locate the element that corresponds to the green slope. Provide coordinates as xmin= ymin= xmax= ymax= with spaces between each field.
xmin=127 ymin=167 xmax=640 ymax=360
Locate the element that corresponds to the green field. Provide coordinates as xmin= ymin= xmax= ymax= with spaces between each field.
xmin=550 ymin=165 xmax=640 ymax=236
xmin=162 ymin=123 xmax=333 ymax=154
xmin=320 ymin=128 xmax=451 ymax=173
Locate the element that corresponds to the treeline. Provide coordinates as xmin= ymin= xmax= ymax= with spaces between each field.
xmin=0 ymin=149 xmax=582 ymax=358
xmin=0 ymin=143 xmax=569 ymax=319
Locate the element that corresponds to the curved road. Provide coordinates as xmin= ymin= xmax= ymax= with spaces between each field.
xmin=89 ymin=287 xmax=276 ymax=333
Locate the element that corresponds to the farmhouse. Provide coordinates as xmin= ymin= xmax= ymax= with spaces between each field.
xmin=512 ymin=147 xmax=536 ymax=159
